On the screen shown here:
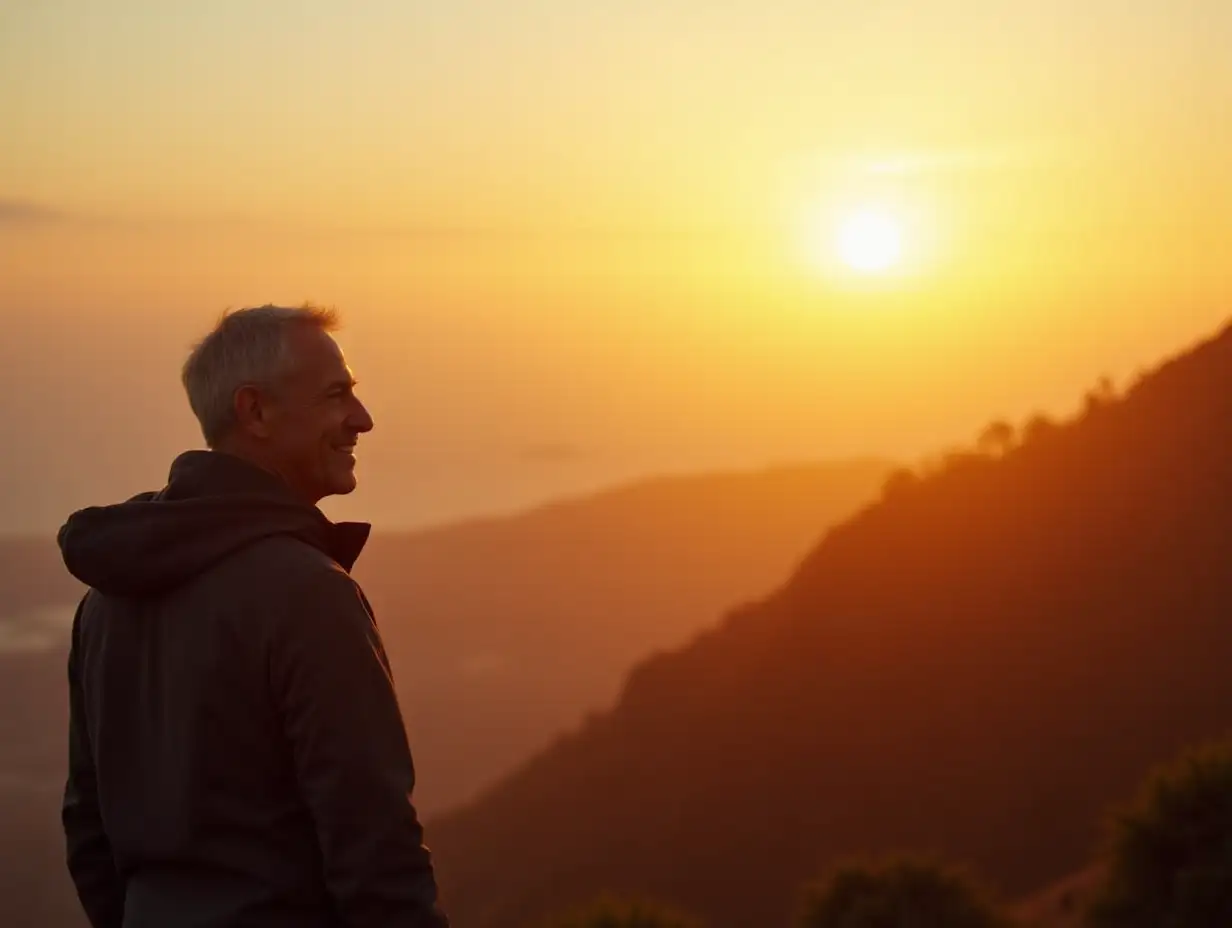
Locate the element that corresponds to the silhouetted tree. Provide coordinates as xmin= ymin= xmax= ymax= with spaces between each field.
xmin=540 ymin=895 xmax=704 ymax=928
xmin=977 ymin=420 xmax=1017 ymax=457
xmin=880 ymin=467 xmax=920 ymax=499
xmin=1085 ymin=737 xmax=1232 ymax=927
xmin=941 ymin=450 xmax=987 ymax=474
xmin=1020 ymin=413 xmax=1059 ymax=446
xmin=796 ymin=856 xmax=1009 ymax=928
xmin=1083 ymin=375 xmax=1118 ymax=414
xmin=919 ymin=445 xmax=984 ymax=479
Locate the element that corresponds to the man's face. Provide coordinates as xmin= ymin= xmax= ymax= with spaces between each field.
xmin=261 ymin=326 xmax=374 ymax=504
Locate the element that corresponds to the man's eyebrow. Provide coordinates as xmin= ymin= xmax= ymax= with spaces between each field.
xmin=322 ymin=377 xmax=359 ymax=394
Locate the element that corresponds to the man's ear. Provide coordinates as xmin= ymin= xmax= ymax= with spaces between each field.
xmin=232 ymin=384 xmax=274 ymax=439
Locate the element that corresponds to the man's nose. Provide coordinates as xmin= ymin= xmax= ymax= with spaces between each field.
xmin=349 ymin=398 xmax=374 ymax=433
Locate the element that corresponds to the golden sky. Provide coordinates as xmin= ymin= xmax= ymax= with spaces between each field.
xmin=1 ymin=0 xmax=1229 ymax=531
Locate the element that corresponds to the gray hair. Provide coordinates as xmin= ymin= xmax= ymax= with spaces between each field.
xmin=182 ymin=304 xmax=340 ymax=447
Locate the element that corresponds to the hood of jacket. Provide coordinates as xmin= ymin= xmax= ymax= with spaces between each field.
xmin=58 ymin=450 xmax=370 ymax=596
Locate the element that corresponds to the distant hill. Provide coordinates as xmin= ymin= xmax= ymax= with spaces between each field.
xmin=358 ymin=459 xmax=893 ymax=812
xmin=0 ymin=648 xmax=81 ymax=928
xmin=0 ymin=541 xmax=84 ymax=928
xmin=0 ymin=459 xmax=889 ymax=928
xmin=426 ymin=320 xmax=1232 ymax=928
xmin=0 ymin=536 xmax=83 ymax=615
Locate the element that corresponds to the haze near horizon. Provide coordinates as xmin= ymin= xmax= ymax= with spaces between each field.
xmin=1 ymin=0 xmax=1228 ymax=531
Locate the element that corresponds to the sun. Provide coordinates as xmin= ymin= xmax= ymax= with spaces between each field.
xmin=835 ymin=208 xmax=903 ymax=274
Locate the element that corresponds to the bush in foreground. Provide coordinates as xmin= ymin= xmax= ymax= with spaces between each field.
xmin=1085 ymin=737 xmax=1232 ymax=926
xmin=796 ymin=855 xmax=1010 ymax=928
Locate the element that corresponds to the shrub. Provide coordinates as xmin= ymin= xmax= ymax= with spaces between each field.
xmin=1086 ymin=737 xmax=1232 ymax=926
xmin=796 ymin=855 xmax=1009 ymax=928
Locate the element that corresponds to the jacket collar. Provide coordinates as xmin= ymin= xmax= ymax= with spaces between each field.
xmin=166 ymin=450 xmax=372 ymax=571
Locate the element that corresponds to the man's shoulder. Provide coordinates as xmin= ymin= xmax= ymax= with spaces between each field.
xmin=209 ymin=534 xmax=371 ymax=630
xmin=237 ymin=534 xmax=355 ymax=585
xmin=235 ymin=536 xmax=377 ymax=641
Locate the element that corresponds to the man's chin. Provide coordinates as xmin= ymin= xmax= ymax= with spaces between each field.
xmin=321 ymin=468 xmax=359 ymax=498
xmin=329 ymin=476 xmax=358 ymax=497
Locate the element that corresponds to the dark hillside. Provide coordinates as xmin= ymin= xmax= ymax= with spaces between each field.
xmin=430 ymin=320 xmax=1232 ymax=928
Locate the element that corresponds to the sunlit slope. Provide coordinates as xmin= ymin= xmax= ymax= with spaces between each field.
xmin=429 ymin=319 xmax=1232 ymax=928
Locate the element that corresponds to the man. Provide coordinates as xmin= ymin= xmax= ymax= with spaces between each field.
xmin=57 ymin=305 xmax=449 ymax=928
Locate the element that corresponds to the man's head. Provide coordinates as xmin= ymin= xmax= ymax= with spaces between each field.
xmin=181 ymin=304 xmax=374 ymax=504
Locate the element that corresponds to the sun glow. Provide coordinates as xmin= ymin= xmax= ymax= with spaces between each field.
xmin=835 ymin=208 xmax=904 ymax=274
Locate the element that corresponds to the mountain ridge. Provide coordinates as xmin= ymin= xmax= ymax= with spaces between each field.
xmin=428 ymin=317 xmax=1232 ymax=927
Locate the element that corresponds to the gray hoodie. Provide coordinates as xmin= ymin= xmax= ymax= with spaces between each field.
xmin=58 ymin=450 xmax=448 ymax=928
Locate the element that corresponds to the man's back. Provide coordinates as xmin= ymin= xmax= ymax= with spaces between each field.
xmin=60 ymin=450 xmax=448 ymax=928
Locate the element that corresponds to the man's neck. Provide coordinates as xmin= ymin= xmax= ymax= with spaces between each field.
xmin=209 ymin=444 xmax=318 ymax=507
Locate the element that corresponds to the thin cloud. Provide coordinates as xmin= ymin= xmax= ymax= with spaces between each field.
xmin=856 ymin=142 xmax=1066 ymax=177
xmin=348 ymin=222 xmax=738 ymax=244
xmin=809 ymin=142 xmax=1068 ymax=181
xmin=519 ymin=442 xmax=590 ymax=463
xmin=0 ymin=198 xmax=63 ymax=224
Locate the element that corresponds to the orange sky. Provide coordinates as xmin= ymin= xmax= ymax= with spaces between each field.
xmin=1 ymin=0 xmax=1229 ymax=531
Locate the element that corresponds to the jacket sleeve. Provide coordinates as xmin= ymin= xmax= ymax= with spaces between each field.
xmin=63 ymin=598 xmax=125 ymax=928
xmin=269 ymin=565 xmax=449 ymax=928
